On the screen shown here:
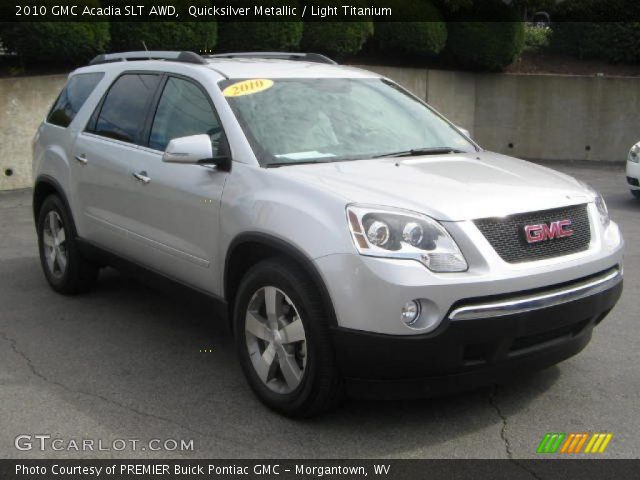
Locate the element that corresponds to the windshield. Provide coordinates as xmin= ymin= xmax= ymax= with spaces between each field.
xmin=220 ymin=78 xmax=478 ymax=166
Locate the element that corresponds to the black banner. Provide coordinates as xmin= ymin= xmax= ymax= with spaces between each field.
xmin=2 ymin=0 xmax=640 ymax=23
xmin=0 ymin=460 xmax=639 ymax=480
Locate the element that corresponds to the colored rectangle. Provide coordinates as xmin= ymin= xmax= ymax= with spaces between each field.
xmin=573 ymin=434 xmax=589 ymax=454
xmin=560 ymin=434 xmax=575 ymax=454
xmin=537 ymin=433 xmax=554 ymax=454
xmin=539 ymin=433 xmax=566 ymax=454
xmin=598 ymin=434 xmax=613 ymax=453
xmin=538 ymin=432 xmax=613 ymax=455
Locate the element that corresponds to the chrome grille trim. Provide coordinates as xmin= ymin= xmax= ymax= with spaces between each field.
xmin=449 ymin=267 xmax=621 ymax=321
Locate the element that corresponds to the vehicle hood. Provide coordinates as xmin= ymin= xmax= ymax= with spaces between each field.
xmin=272 ymin=151 xmax=593 ymax=221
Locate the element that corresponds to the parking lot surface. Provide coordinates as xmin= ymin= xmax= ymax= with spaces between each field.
xmin=0 ymin=163 xmax=638 ymax=459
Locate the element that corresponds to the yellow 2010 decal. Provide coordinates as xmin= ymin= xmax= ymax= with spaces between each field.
xmin=223 ymin=79 xmax=274 ymax=97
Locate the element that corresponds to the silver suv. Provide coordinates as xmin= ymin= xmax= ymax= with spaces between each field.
xmin=32 ymin=51 xmax=624 ymax=416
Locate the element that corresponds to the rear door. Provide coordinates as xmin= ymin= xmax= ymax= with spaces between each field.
xmin=38 ymin=71 xmax=105 ymax=230
xmin=124 ymin=75 xmax=229 ymax=292
xmin=73 ymin=72 xmax=162 ymax=257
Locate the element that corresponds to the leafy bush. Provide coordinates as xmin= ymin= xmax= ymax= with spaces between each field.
xmin=109 ymin=1 xmax=217 ymax=53
xmin=524 ymin=25 xmax=551 ymax=52
xmin=446 ymin=0 xmax=525 ymax=71
xmin=302 ymin=22 xmax=374 ymax=58
xmin=218 ymin=0 xmax=302 ymax=52
xmin=373 ymin=0 xmax=448 ymax=58
xmin=599 ymin=23 xmax=640 ymax=64
xmin=551 ymin=0 xmax=640 ymax=64
xmin=110 ymin=23 xmax=217 ymax=53
xmin=0 ymin=0 xmax=109 ymax=65
xmin=552 ymin=22 xmax=640 ymax=64
xmin=432 ymin=0 xmax=473 ymax=14
xmin=301 ymin=1 xmax=373 ymax=58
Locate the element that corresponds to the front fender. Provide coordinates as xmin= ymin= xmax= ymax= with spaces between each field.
xmin=219 ymin=162 xmax=354 ymax=264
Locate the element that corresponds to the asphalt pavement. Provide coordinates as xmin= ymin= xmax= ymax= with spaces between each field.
xmin=0 ymin=163 xmax=638 ymax=459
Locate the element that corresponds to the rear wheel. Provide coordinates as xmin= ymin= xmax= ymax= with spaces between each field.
xmin=234 ymin=258 xmax=343 ymax=417
xmin=631 ymin=189 xmax=640 ymax=199
xmin=37 ymin=195 xmax=99 ymax=294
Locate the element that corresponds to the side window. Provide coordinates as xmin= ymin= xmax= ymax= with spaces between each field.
xmin=90 ymin=73 xmax=161 ymax=145
xmin=149 ymin=77 xmax=221 ymax=152
xmin=47 ymin=73 xmax=104 ymax=128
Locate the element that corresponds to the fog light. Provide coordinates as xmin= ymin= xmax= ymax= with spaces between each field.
xmin=401 ymin=300 xmax=421 ymax=326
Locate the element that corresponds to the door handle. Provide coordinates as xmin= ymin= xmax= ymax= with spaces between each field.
xmin=74 ymin=154 xmax=88 ymax=165
xmin=132 ymin=171 xmax=151 ymax=184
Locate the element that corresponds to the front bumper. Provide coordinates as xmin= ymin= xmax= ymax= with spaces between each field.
xmin=316 ymin=218 xmax=623 ymax=336
xmin=332 ymin=269 xmax=622 ymax=399
xmin=627 ymin=160 xmax=640 ymax=190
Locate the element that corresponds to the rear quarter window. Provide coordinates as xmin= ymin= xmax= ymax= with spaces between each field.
xmin=47 ymin=72 xmax=104 ymax=128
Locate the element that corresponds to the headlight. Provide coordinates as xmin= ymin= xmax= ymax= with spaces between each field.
xmin=579 ymin=181 xmax=610 ymax=229
xmin=594 ymin=192 xmax=610 ymax=229
xmin=629 ymin=143 xmax=640 ymax=163
xmin=346 ymin=205 xmax=468 ymax=272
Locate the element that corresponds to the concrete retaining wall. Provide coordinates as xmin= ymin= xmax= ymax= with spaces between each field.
xmin=363 ymin=65 xmax=638 ymax=165
xmin=0 ymin=74 xmax=67 ymax=190
xmin=1 ymin=68 xmax=637 ymax=190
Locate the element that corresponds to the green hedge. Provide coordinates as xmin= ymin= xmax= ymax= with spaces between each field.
xmin=302 ymin=22 xmax=373 ymax=58
xmin=109 ymin=1 xmax=216 ymax=53
xmin=598 ymin=23 xmax=640 ymax=64
xmin=218 ymin=0 xmax=302 ymax=52
xmin=0 ymin=0 xmax=109 ymax=65
xmin=301 ymin=1 xmax=373 ymax=58
xmin=445 ymin=0 xmax=524 ymax=71
xmin=551 ymin=0 xmax=640 ymax=64
xmin=110 ymin=22 xmax=217 ymax=53
xmin=373 ymin=1 xmax=447 ymax=58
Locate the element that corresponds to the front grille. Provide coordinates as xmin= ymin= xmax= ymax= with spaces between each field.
xmin=474 ymin=204 xmax=591 ymax=263
xmin=627 ymin=176 xmax=639 ymax=187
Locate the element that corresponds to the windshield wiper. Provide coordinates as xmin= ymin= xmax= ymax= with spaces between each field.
xmin=373 ymin=147 xmax=464 ymax=158
xmin=265 ymin=159 xmax=334 ymax=168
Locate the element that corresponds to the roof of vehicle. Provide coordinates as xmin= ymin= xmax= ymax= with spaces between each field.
xmin=203 ymin=58 xmax=379 ymax=79
xmin=83 ymin=51 xmax=381 ymax=80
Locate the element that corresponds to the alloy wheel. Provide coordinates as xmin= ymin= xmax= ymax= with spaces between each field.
xmin=245 ymin=286 xmax=308 ymax=394
xmin=42 ymin=210 xmax=67 ymax=279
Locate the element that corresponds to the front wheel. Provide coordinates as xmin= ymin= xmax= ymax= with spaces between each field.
xmin=631 ymin=189 xmax=640 ymax=199
xmin=233 ymin=258 xmax=343 ymax=417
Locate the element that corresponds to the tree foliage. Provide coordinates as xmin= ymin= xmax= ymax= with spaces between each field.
xmin=0 ymin=0 xmax=109 ymax=65
xmin=374 ymin=0 xmax=448 ymax=58
xmin=445 ymin=0 xmax=525 ymax=71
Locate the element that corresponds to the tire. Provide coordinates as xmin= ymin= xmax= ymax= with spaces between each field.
xmin=233 ymin=258 xmax=343 ymax=417
xmin=37 ymin=195 xmax=99 ymax=294
xmin=631 ymin=189 xmax=640 ymax=199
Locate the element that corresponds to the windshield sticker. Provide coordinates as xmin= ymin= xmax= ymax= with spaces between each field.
xmin=275 ymin=151 xmax=337 ymax=160
xmin=223 ymin=79 xmax=274 ymax=97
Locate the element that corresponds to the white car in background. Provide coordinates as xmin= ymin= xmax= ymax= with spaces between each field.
xmin=628 ymin=142 xmax=640 ymax=199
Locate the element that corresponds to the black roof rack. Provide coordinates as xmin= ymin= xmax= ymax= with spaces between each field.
xmin=89 ymin=51 xmax=206 ymax=66
xmin=207 ymin=52 xmax=337 ymax=65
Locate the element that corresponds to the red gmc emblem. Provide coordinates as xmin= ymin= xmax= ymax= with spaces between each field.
xmin=524 ymin=219 xmax=574 ymax=244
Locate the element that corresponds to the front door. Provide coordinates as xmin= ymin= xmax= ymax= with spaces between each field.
xmin=125 ymin=75 xmax=229 ymax=293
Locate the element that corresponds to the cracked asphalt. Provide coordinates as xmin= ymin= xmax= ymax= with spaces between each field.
xmin=0 ymin=163 xmax=638 ymax=460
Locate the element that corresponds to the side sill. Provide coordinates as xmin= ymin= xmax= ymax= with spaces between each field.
xmin=76 ymin=237 xmax=227 ymax=307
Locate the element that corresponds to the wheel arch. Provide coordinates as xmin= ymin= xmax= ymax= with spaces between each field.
xmin=224 ymin=233 xmax=338 ymax=328
xmin=33 ymin=175 xmax=77 ymax=235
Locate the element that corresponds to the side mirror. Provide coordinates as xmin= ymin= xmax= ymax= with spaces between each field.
xmin=162 ymin=134 xmax=229 ymax=168
xmin=456 ymin=126 xmax=471 ymax=138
